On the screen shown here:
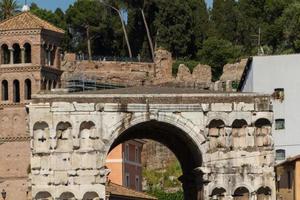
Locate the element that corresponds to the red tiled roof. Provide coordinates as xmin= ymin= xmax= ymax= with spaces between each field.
xmin=106 ymin=182 xmax=157 ymax=200
xmin=0 ymin=11 xmax=64 ymax=33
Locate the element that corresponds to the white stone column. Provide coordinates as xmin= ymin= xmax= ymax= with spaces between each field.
xmin=21 ymin=47 xmax=25 ymax=63
xmin=9 ymin=48 xmax=14 ymax=64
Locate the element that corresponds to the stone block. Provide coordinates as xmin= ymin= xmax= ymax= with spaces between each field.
xmin=73 ymin=103 xmax=95 ymax=112
xmin=77 ymin=170 xmax=99 ymax=176
xmin=211 ymin=103 xmax=232 ymax=112
xmin=233 ymin=102 xmax=255 ymax=112
xmin=51 ymin=102 xmax=75 ymax=112
xmin=74 ymin=175 xmax=95 ymax=185
xmin=31 ymin=156 xmax=41 ymax=169
xmin=54 ymin=171 xmax=68 ymax=185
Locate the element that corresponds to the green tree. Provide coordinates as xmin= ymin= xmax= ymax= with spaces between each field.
xmin=197 ymin=37 xmax=241 ymax=80
xmin=210 ymin=0 xmax=238 ymax=43
xmin=280 ymin=2 xmax=300 ymax=52
xmin=127 ymin=0 xmax=158 ymax=59
xmin=0 ymin=0 xmax=19 ymax=20
xmin=188 ymin=0 xmax=209 ymax=57
xmin=154 ymin=0 xmax=193 ymax=58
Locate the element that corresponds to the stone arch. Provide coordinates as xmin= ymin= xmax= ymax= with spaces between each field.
xmin=59 ymin=192 xmax=75 ymax=200
xmin=79 ymin=121 xmax=96 ymax=151
xmin=33 ymin=122 xmax=50 ymax=153
xmin=254 ymin=118 xmax=272 ymax=147
xmin=210 ymin=187 xmax=227 ymax=200
xmin=233 ymin=186 xmax=250 ymax=200
xmin=24 ymin=79 xmax=32 ymax=100
xmin=24 ymin=43 xmax=31 ymax=63
xmin=34 ymin=191 xmax=53 ymax=200
xmin=1 ymin=44 xmax=10 ymax=64
xmin=208 ymin=119 xmax=226 ymax=149
xmin=13 ymin=79 xmax=20 ymax=103
xmin=104 ymin=113 xmax=206 ymax=160
xmin=207 ymin=112 xmax=230 ymax=127
xmin=104 ymin=114 xmax=204 ymax=200
xmin=56 ymin=122 xmax=73 ymax=152
xmin=232 ymin=119 xmax=248 ymax=149
xmin=82 ymin=192 xmax=99 ymax=200
xmin=12 ymin=43 xmax=21 ymax=64
xmin=256 ymin=186 xmax=272 ymax=200
xmin=1 ymin=80 xmax=8 ymax=101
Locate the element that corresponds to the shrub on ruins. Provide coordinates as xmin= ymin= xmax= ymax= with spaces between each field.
xmin=148 ymin=189 xmax=184 ymax=200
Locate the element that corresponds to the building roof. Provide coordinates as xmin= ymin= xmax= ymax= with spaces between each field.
xmin=238 ymin=54 xmax=300 ymax=91
xmin=276 ymin=154 xmax=300 ymax=167
xmin=106 ymin=182 xmax=157 ymax=200
xmin=0 ymin=11 xmax=64 ymax=34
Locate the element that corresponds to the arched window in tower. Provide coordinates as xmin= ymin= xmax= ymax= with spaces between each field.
xmin=50 ymin=46 xmax=56 ymax=66
xmin=24 ymin=43 xmax=31 ymax=63
xmin=12 ymin=43 xmax=21 ymax=64
xmin=13 ymin=80 xmax=20 ymax=103
xmin=1 ymin=80 xmax=8 ymax=101
xmin=24 ymin=79 xmax=32 ymax=100
xmin=1 ymin=44 xmax=10 ymax=64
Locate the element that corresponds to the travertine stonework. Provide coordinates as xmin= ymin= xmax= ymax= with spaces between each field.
xmin=28 ymin=90 xmax=275 ymax=200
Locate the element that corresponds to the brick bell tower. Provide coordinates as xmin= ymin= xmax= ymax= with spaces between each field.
xmin=0 ymin=9 xmax=64 ymax=200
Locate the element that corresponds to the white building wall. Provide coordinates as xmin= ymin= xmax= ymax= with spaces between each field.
xmin=242 ymin=54 xmax=300 ymax=159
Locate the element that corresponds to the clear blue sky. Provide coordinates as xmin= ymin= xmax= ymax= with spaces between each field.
xmin=18 ymin=0 xmax=213 ymax=11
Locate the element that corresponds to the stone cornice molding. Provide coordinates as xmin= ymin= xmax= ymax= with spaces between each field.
xmin=0 ymin=65 xmax=41 ymax=73
xmin=0 ymin=136 xmax=30 ymax=143
xmin=0 ymin=29 xmax=41 ymax=36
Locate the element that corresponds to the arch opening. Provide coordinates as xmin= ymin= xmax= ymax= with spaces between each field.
xmin=56 ymin=122 xmax=73 ymax=152
xmin=208 ymin=119 xmax=226 ymax=149
xmin=254 ymin=118 xmax=272 ymax=147
xmin=82 ymin=192 xmax=99 ymax=200
xmin=210 ymin=187 xmax=226 ymax=200
xmin=13 ymin=80 xmax=20 ymax=103
xmin=24 ymin=79 xmax=32 ymax=100
xmin=233 ymin=187 xmax=250 ymax=200
xmin=257 ymin=187 xmax=272 ymax=200
xmin=107 ymin=120 xmax=203 ymax=200
xmin=13 ymin=43 xmax=21 ymax=64
xmin=59 ymin=192 xmax=75 ymax=200
xmin=1 ymin=80 xmax=8 ymax=101
xmin=35 ymin=191 xmax=53 ymax=200
xmin=24 ymin=43 xmax=32 ymax=63
xmin=1 ymin=44 xmax=10 ymax=64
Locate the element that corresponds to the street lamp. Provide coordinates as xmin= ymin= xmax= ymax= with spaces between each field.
xmin=1 ymin=189 xmax=6 ymax=200
xmin=99 ymin=0 xmax=133 ymax=58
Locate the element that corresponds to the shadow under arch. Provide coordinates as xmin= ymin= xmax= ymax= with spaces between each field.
xmin=107 ymin=120 xmax=204 ymax=200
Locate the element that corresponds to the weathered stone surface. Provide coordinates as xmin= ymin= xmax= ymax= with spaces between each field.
xmin=176 ymin=64 xmax=192 ymax=82
xmin=29 ymin=92 xmax=275 ymax=200
xmin=220 ymin=59 xmax=247 ymax=82
xmin=192 ymin=64 xmax=212 ymax=83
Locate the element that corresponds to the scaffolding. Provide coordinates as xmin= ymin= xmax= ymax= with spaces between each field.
xmin=65 ymin=78 xmax=125 ymax=93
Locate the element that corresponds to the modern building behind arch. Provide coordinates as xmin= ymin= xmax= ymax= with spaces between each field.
xmin=239 ymin=54 xmax=300 ymax=162
xmin=0 ymin=11 xmax=64 ymax=200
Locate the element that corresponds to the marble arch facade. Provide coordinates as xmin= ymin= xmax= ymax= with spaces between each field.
xmin=28 ymin=91 xmax=276 ymax=200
